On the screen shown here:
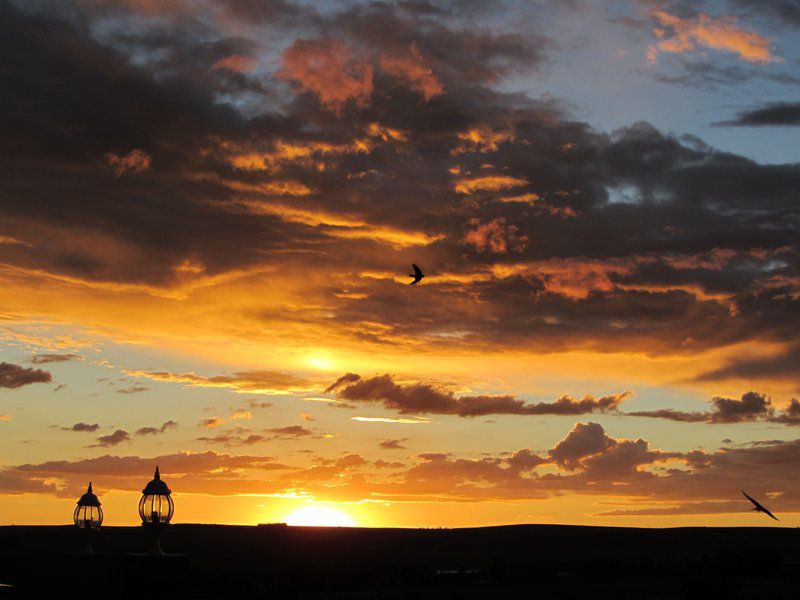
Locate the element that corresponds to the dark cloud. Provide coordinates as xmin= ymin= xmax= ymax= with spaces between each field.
xmin=379 ymin=438 xmax=408 ymax=450
xmin=248 ymin=400 xmax=274 ymax=409
xmin=0 ymin=471 xmax=58 ymax=495
xmin=4 ymin=450 xmax=289 ymax=496
xmin=89 ymin=429 xmax=130 ymax=447
xmin=717 ymin=102 xmax=800 ymax=127
xmin=135 ymin=420 xmax=178 ymax=436
xmin=201 ymin=417 xmax=225 ymax=428
xmin=197 ymin=423 xmax=314 ymax=445
xmin=626 ymin=408 xmax=709 ymax=423
xmin=630 ymin=391 xmax=773 ymax=424
xmin=652 ymin=61 xmax=800 ymax=89
xmin=694 ymin=344 xmax=800 ymax=383
xmin=29 ymin=353 xmax=82 ymax=364
xmin=329 ymin=373 xmax=629 ymax=417
xmin=62 ymin=422 xmax=100 ymax=432
xmin=627 ymin=391 xmax=800 ymax=425
xmin=215 ymin=0 xmax=307 ymax=23
xmin=769 ymin=398 xmax=800 ymax=425
xmin=506 ymin=448 xmax=547 ymax=472
xmin=325 ymin=372 xmax=361 ymax=393
xmin=548 ymin=422 xmax=616 ymax=470
xmin=0 ymin=0 xmax=798 ymax=393
xmin=710 ymin=391 xmax=772 ymax=423
xmin=0 ymin=362 xmax=52 ymax=389
xmin=373 ymin=458 xmax=405 ymax=469
xmin=729 ymin=0 xmax=800 ymax=25
xmin=116 ymin=385 xmax=150 ymax=394
xmin=197 ymin=433 xmax=268 ymax=446
xmin=267 ymin=425 xmax=313 ymax=437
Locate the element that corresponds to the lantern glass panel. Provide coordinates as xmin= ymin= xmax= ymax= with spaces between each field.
xmin=73 ymin=504 xmax=103 ymax=529
xmin=138 ymin=493 xmax=174 ymax=524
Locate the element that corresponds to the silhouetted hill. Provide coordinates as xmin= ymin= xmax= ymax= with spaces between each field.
xmin=2 ymin=524 xmax=799 ymax=598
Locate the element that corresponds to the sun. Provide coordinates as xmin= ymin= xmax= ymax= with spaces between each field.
xmin=304 ymin=352 xmax=337 ymax=371
xmin=285 ymin=505 xmax=356 ymax=527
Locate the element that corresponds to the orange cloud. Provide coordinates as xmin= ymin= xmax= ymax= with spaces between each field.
xmin=217 ymin=177 xmax=313 ymax=196
xmin=495 ymin=193 xmax=579 ymax=218
xmin=279 ymin=37 xmax=373 ymax=114
xmin=128 ymin=369 xmax=314 ymax=395
xmin=201 ymin=410 xmax=252 ymax=429
xmin=379 ymin=43 xmax=443 ymax=100
xmin=0 ymin=235 xmax=29 ymax=246
xmin=226 ymin=125 xmax=403 ymax=173
xmin=231 ymin=409 xmax=252 ymax=420
xmin=492 ymin=257 xmax=647 ymax=300
xmin=365 ymin=122 xmax=407 ymax=143
xmin=103 ymin=149 xmax=151 ymax=177
xmin=454 ymin=175 xmax=527 ymax=194
xmin=661 ymin=248 xmax=738 ymax=271
xmin=648 ymin=11 xmax=778 ymax=64
xmin=462 ymin=218 xmax=528 ymax=254
xmin=211 ymin=54 xmax=256 ymax=73
xmin=452 ymin=126 xmax=514 ymax=155
xmin=234 ymin=199 xmax=443 ymax=248
xmin=490 ymin=250 xmax=756 ymax=302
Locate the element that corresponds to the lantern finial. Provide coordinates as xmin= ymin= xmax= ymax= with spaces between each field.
xmin=155 ymin=466 xmax=160 ymax=480
xmin=88 ymin=482 xmax=92 ymax=493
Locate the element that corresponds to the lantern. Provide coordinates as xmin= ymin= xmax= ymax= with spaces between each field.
xmin=74 ymin=482 xmax=102 ymax=554
xmin=138 ymin=466 xmax=174 ymax=525
xmin=74 ymin=482 xmax=103 ymax=529
xmin=139 ymin=466 xmax=173 ymax=556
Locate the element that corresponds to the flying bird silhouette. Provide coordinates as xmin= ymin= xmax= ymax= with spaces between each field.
xmin=408 ymin=264 xmax=425 ymax=285
xmin=742 ymin=490 xmax=779 ymax=521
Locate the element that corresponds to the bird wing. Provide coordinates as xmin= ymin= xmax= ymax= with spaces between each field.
xmin=742 ymin=491 xmax=778 ymax=519
xmin=742 ymin=490 xmax=759 ymax=508
xmin=763 ymin=507 xmax=779 ymax=521
xmin=412 ymin=264 xmax=423 ymax=278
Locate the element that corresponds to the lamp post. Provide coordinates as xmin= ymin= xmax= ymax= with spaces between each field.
xmin=74 ymin=482 xmax=102 ymax=554
xmin=138 ymin=466 xmax=174 ymax=556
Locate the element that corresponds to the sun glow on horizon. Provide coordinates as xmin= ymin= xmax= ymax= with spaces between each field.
xmin=285 ymin=505 xmax=356 ymax=527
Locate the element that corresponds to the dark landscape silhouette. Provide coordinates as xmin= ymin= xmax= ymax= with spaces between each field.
xmin=3 ymin=523 xmax=800 ymax=599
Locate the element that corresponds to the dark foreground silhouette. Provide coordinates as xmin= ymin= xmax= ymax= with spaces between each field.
xmin=2 ymin=523 xmax=800 ymax=599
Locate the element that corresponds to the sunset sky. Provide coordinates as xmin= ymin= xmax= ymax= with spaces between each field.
xmin=1 ymin=0 xmax=800 ymax=528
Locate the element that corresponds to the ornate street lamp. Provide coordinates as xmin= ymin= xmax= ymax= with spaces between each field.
xmin=138 ymin=466 xmax=174 ymax=556
xmin=74 ymin=482 xmax=102 ymax=554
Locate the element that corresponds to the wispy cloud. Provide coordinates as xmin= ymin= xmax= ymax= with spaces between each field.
xmin=647 ymin=10 xmax=779 ymax=65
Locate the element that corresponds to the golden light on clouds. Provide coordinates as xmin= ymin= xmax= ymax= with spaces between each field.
xmin=648 ymin=10 xmax=779 ymax=64
xmin=351 ymin=416 xmax=431 ymax=424
xmin=452 ymin=126 xmax=514 ymax=155
xmin=454 ymin=175 xmax=528 ymax=194
xmin=1 ymin=0 xmax=799 ymax=530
